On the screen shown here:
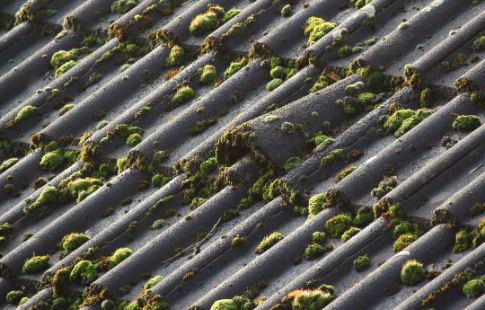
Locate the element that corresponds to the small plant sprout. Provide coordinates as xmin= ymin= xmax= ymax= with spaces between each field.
xmin=61 ymin=232 xmax=89 ymax=252
xmin=255 ymin=232 xmax=284 ymax=254
xmin=400 ymin=259 xmax=426 ymax=285
xmin=353 ymin=255 xmax=370 ymax=272
xmin=452 ymin=115 xmax=481 ymax=131
xmin=462 ymin=277 xmax=485 ymax=298
xmin=22 ymin=255 xmax=50 ymax=273
xmin=108 ymin=247 xmax=133 ymax=268
xmin=69 ymin=260 xmax=97 ymax=283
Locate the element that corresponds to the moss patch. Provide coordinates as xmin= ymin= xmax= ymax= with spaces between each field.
xmin=325 ymin=213 xmax=353 ymax=238
xmin=6 ymin=290 xmax=25 ymax=305
xmin=111 ymin=0 xmax=139 ymax=14
xmin=304 ymin=17 xmax=337 ymax=45
xmin=70 ymin=260 xmax=97 ymax=283
xmin=200 ymin=64 xmax=217 ymax=85
xmin=22 ymin=255 xmax=50 ymax=273
xmin=353 ymin=255 xmax=370 ymax=272
xmin=224 ymin=57 xmax=248 ymax=78
xmin=172 ymin=85 xmax=195 ymax=106
xmin=108 ymin=248 xmax=132 ymax=268
xmin=189 ymin=4 xmax=225 ymax=35
xmin=0 ymin=158 xmax=18 ymax=172
xmin=452 ymin=115 xmax=481 ymax=132
xmin=255 ymin=232 xmax=284 ymax=254
xmin=62 ymin=233 xmax=89 ymax=253
xmin=401 ymin=259 xmax=426 ymax=285
xmin=462 ymin=277 xmax=485 ymax=298
xmin=14 ymin=105 xmax=38 ymax=124
xmin=382 ymin=109 xmax=432 ymax=137
xmin=55 ymin=60 xmax=77 ymax=78
xmin=166 ymin=45 xmax=185 ymax=67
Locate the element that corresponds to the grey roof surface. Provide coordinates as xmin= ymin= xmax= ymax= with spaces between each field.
xmin=0 ymin=0 xmax=484 ymax=309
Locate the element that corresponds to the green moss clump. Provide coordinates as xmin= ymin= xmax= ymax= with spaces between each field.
xmin=117 ymin=156 xmax=130 ymax=174
xmin=308 ymin=189 xmax=351 ymax=217
xmin=266 ymin=78 xmax=284 ymax=91
xmin=200 ymin=64 xmax=217 ymax=84
xmin=224 ymin=8 xmax=241 ymax=22
xmin=0 ymin=223 xmax=13 ymax=237
xmin=400 ymin=259 xmax=426 ymax=285
xmin=0 ymin=158 xmax=18 ymax=172
xmin=166 ymin=45 xmax=185 ymax=66
xmin=352 ymin=0 xmax=373 ymax=8
xmin=303 ymin=243 xmax=325 ymax=260
xmin=255 ymin=232 xmax=284 ymax=254
xmin=14 ymin=105 xmax=38 ymax=123
xmin=309 ymin=74 xmax=335 ymax=93
xmin=335 ymin=166 xmax=357 ymax=183
xmin=111 ymin=0 xmax=139 ymax=14
xmin=126 ymin=133 xmax=142 ymax=146
xmin=50 ymin=50 xmax=76 ymax=68
xmin=283 ymin=155 xmax=306 ymax=173
xmin=393 ymin=233 xmax=418 ymax=252
xmin=281 ymin=4 xmax=292 ymax=17
xmin=22 ymin=255 xmax=50 ymax=273
xmin=452 ymin=115 xmax=481 ymax=131
xmin=420 ymin=88 xmax=432 ymax=107
xmin=462 ymin=278 xmax=485 ymax=298
xmin=69 ymin=260 xmax=97 ymax=283
xmin=172 ymin=85 xmax=195 ymax=106
xmin=59 ymin=103 xmax=75 ymax=116
xmin=341 ymin=227 xmax=361 ymax=242
xmin=325 ymin=213 xmax=353 ymax=238
xmin=320 ymin=148 xmax=345 ymax=167
xmin=353 ymin=255 xmax=370 ymax=272
xmin=291 ymin=289 xmax=334 ymax=309
xmin=357 ymin=92 xmax=375 ymax=105
xmin=383 ymin=109 xmax=432 ymax=137
xmin=453 ymin=230 xmax=473 ymax=253
xmin=210 ymin=299 xmax=238 ymax=310
xmin=370 ymin=176 xmax=397 ymax=199
xmin=224 ymin=57 xmax=248 ymax=78
xmin=189 ymin=5 xmax=225 ymax=35
xmin=231 ymin=235 xmax=246 ymax=247
xmin=337 ymin=45 xmax=353 ymax=58
xmin=24 ymin=186 xmax=60 ymax=214
xmin=200 ymin=157 xmax=218 ymax=175
xmin=393 ymin=222 xmax=420 ymax=238
xmin=6 ymin=290 xmax=25 ymax=305
xmin=60 ymin=176 xmax=103 ymax=203
xmin=62 ymin=233 xmax=89 ymax=252
xmin=353 ymin=207 xmax=374 ymax=228
xmin=40 ymin=149 xmax=64 ymax=171
xmin=304 ymin=17 xmax=337 ymax=45
xmin=472 ymin=36 xmax=485 ymax=51
xmin=55 ymin=60 xmax=76 ymax=78
xmin=108 ymin=248 xmax=132 ymax=268
xmin=152 ymin=174 xmax=170 ymax=187
xmin=143 ymin=275 xmax=163 ymax=290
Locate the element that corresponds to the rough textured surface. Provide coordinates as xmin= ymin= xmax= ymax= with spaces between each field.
xmin=0 ymin=0 xmax=484 ymax=309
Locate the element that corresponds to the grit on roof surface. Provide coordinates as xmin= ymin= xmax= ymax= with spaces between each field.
xmin=0 ymin=0 xmax=484 ymax=309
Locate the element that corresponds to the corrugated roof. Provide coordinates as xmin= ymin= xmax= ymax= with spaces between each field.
xmin=0 ymin=0 xmax=484 ymax=309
